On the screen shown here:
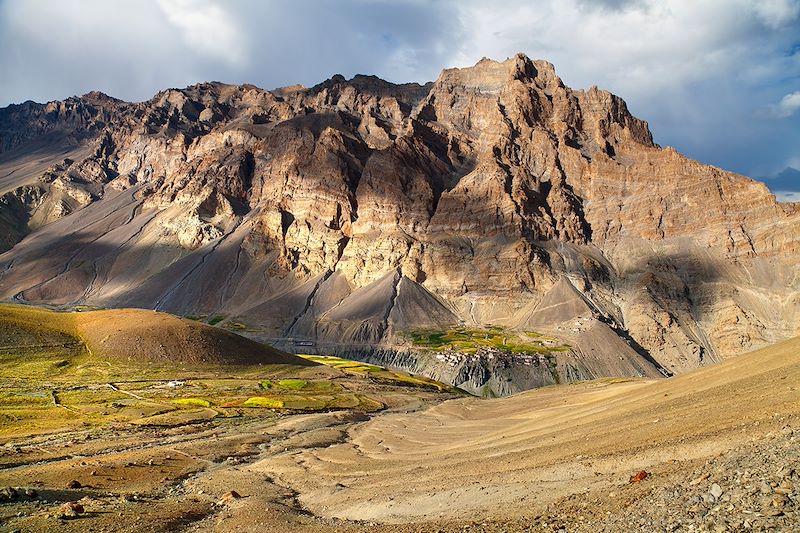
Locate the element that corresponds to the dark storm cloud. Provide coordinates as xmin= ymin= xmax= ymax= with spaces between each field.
xmin=0 ymin=0 xmax=798 ymax=178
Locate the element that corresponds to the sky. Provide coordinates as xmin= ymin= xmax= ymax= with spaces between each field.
xmin=1 ymin=0 xmax=799 ymax=181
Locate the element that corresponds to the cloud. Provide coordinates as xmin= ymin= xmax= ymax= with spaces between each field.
xmin=156 ymin=0 xmax=247 ymax=67
xmin=754 ymin=0 xmax=800 ymax=28
xmin=0 ymin=0 xmax=798 ymax=178
xmin=774 ymin=191 xmax=800 ymax=202
xmin=447 ymin=0 xmax=799 ymax=97
xmin=761 ymin=91 xmax=800 ymax=118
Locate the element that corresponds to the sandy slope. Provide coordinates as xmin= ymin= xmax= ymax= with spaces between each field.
xmin=267 ymin=335 xmax=800 ymax=524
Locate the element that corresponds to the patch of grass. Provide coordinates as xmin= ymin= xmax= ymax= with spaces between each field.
xmin=406 ymin=326 xmax=570 ymax=356
xmin=372 ymin=372 xmax=448 ymax=392
xmin=354 ymin=395 xmax=384 ymax=412
xmin=282 ymin=395 xmax=328 ymax=410
xmin=208 ymin=315 xmax=225 ymax=326
xmin=0 ymin=392 xmax=51 ymax=407
xmin=57 ymin=389 xmax=127 ymax=405
xmin=0 ymin=304 xmax=456 ymax=440
xmin=132 ymin=408 xmax=217 ymax=427
xmin=242 ymin=397 xmax=285 ymax=408
xmin=299 ymin=355 xmax=457 ymax=393
xmin=276 ymin=379 xmax=308 ymax=390
xmin=300 ymin=355 xmax=382 ymax=373
xmin=172 ymin=398 xmax=212 ymax=408
xmin=324 ymin=394 xmax=361 ymax=409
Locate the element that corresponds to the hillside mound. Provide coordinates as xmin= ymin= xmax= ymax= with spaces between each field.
xmin=0 ymin=304 xmax=311 ymax=366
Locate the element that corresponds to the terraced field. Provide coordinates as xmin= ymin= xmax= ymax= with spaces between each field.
xmin=0 ymin=304 xmax=458 ymax=440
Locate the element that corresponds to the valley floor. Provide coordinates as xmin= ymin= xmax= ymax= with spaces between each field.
xmin=1 ymin=336 xmax=799 ymax=532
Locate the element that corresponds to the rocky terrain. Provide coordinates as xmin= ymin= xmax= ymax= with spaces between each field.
xmin=1 ymin=54 xmax=799 ymax=394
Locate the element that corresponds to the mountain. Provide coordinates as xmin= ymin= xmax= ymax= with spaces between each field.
xmin=761 ymin=166 xmax=800 ymax=202
xmin=1 ymin=54 xmax=799 ymax=394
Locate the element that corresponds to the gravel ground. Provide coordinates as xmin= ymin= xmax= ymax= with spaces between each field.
xmin=522 ymin=424 xmax=798 ymax=532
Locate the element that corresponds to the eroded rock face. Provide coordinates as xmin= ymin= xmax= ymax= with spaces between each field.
xmin=1 ymin=54 xmax=798 ymax=392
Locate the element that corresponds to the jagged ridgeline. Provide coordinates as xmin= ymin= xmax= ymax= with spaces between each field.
xmin=1 ymin=54 xmax=799 ymax=395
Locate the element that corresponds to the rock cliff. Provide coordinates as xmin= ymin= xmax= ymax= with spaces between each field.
xmin=1 ymin=54 xmax=798 ymax=394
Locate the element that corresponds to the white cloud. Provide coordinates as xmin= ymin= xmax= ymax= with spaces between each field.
xmin=774 ymin=191 xmax=800 ymax=202
xmin=754 ymin=0 xmax=800 ymax=28
xmin=765 ymin=91 xmax=800 ymax=118
xmin=447 ymin=0 xmax=797 ymax=98
xmin=156 ymin=0 xmax=247 ymax=67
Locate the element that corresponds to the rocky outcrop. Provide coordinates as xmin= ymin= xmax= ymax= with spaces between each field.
xmin=1 ymin=54 xmax=799 ymax=393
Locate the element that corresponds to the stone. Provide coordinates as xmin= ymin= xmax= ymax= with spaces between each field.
xmin=57 ymin=502 xmax=84 ymax=519
xmin=66 ymin=480 xmax=82 ymax=489
xmin=218 ymin=490 xmax=242 ymax=504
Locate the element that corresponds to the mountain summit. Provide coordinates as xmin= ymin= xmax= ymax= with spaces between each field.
xmin=1 ymin=54 xmax=799 ymax=394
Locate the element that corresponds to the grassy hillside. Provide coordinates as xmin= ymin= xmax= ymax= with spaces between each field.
xmin=0 ymin=303 xmax=309 ymax=366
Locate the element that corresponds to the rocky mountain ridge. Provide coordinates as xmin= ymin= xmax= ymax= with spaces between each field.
xmin=1 ymin=53 xmax=798 ymax=395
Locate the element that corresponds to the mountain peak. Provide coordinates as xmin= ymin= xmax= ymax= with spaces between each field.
xmin=80 ymin=90 xmax=120 ymax=103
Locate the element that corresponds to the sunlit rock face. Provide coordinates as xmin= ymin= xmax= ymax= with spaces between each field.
xmin=1 ymin=54 xmax=799 ymax=393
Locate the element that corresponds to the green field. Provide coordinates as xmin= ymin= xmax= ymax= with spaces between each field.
xmin=406 ymin=326 xmax=570 ymax=355
xmin=300 ymin=354 xmax=456 ymax=392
